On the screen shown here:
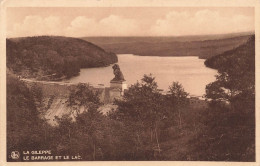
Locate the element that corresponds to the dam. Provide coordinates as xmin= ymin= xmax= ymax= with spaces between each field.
xmin=21 ymin=78 xmax=127 ymax=104
xmin=21 ymin=77 xmax=127 ymax=126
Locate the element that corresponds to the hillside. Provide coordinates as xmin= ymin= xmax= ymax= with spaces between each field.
xmin=204 ymin=35 xmax=255 ymax=70
xmin=7 ymin=71 xmax=48 ymax=159
xmin=82 ymin=34 xmax=252 ymax=59
xmin=7 ymin=36 xmax=118 ymax=80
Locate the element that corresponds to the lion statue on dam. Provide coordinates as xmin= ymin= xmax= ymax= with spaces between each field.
xmin=111 ymin=64 xmax=125 ymax=82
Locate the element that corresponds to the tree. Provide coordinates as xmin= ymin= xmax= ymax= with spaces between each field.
xmin=56 ymin=84 xmax=106 ymax=160
xmin=166 ymin=82 xmax=188 ymax=129
xmin=113 ymin=74 xmax=166 ymax=158
xmin=74 ymin=105 xmax=104 ymax=160
xmin=67 ymin=83 xmax=101 ymax=116
xmin=205 ymin=36 xmax=255 ymax=112
xmin=205 ymin=59 xmax=254 ymax=112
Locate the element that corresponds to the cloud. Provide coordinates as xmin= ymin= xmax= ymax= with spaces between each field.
xmin=150 ymin=9 xmax=254 ymax=36
xmin=66 ymin=15 xmax=140 ymax=37
xmin=8 ymin=10 xmax=254 ymax=37
xmin=8 ymin=15 xmax=64 ymax=37
xmin=100 ymin=15 xmax=139 ymax=36
xmin=8 ymin=14 xmax=140 ymax=37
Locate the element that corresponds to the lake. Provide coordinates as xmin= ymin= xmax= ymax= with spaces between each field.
xmin=66 ymin=54 xmax=217 ymax=96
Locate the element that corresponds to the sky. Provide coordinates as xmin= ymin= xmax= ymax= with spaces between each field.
xmin=6 ymin=7 xmax=255 ymax=37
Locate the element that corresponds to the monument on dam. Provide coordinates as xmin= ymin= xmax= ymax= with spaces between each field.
xmin=109 ymin=64 xmax=127 ymax=100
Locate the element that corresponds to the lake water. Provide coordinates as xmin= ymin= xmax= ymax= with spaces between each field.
xmin=66 ymin=54 xmax=217 ymax=96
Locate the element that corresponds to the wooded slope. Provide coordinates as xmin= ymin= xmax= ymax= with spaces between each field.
xmin=7 ymin=36 xmax=118 ymax=80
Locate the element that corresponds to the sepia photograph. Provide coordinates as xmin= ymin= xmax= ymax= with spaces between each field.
xmin=0 ymin=0 xmax=259 ymax=164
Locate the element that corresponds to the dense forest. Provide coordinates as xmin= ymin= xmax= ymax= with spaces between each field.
xmin=7 ymin=35 xmax=255 ymax=161
xmin=205 ymin=35 xmax=255 ymax=70
xmin=6 ymin=36 xmax=118 ymax=80
xmin=83 ymin=34 xmax=251 ymax=58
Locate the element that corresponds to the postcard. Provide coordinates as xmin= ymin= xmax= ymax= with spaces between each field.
xmin=0 ymin=0 xmax=259 ymax=165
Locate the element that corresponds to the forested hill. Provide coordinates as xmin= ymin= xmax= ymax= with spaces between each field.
xmin=204 ymin=35 xmax=255 ymax=70
xmin=82 ymin=34 xmax=252 ymax=58
xmin=7 ymin=36 xmax=118 ymax=80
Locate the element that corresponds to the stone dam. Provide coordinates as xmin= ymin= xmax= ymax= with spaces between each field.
xmin=22 ymin=78 xmax=127 ymax=103
xmin=21 ymin=78 xmax=127 ymax=125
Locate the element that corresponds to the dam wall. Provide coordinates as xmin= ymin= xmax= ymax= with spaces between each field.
xmin=21 ymin=79 xmax=124 ymax=104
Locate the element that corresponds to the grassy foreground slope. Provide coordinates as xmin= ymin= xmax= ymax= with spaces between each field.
xmin=7 ymin=36 xmax=118 ymax=80
xmin=82 ymin=33 xmax=252 ymax=58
